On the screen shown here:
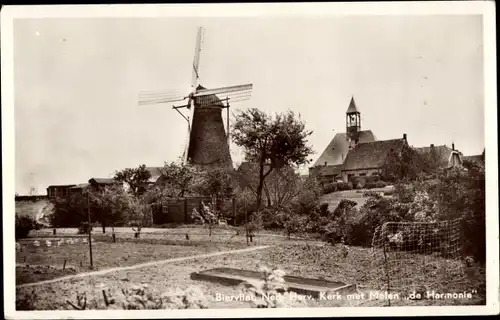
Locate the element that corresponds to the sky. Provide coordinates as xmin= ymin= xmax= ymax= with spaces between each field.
xmin=13 ymin=15 xmax=485 ymax=195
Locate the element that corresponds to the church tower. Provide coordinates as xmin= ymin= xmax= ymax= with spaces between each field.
xmin=346 ymin=96 xmax=361 ymax=147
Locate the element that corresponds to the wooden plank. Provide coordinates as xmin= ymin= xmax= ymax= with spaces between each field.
xmin=190 ymin=267 xmax=357 ymax=298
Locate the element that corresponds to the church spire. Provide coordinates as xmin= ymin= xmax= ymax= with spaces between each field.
xmin=346 ymin=96 xmax=359 ymax=114
xmin=346 ymin=96 xmax=361 ymax=144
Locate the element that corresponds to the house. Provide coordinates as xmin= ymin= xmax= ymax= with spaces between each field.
xmin=68 ymin=183 xmax=90 ymax=194
xmin=415 ymin=143 xmax=463 ymax=169
xmin=88 ymin=178 xmax=122 ymax=192
xmin=462 ymin=150 xmax=485 ymax=167
xmin=47 ymin=185 xmax=76 ymax=199
xmin=309 ymin=164 xmax=343 ymax=183
xmin=340 ymin=135 xmax=409 ymax=182
xmin=309 ymin=97 xmax=376 ymax=182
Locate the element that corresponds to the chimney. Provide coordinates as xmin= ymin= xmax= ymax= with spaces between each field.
xmin=452 ymin=143 xmax=455 ymax=150
xmin=403 ymin=133 xmax=407 ymax=142
xmin=430 ymin=144 xmax=434 ymax=148
xmin=324 ymin=161 xmax=327 ymax=166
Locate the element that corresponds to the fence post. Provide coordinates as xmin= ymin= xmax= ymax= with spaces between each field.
xmin=87 ymin=192 xmax=93 ymax=270
xmin=232 ymin=197 xmax=236 ymax=225
xmin=382 ymin=239 xmax=390 ymax=307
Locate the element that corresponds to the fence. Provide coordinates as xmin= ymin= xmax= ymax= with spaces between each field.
xmin=370 ymin=218 xmax=466 ymax=303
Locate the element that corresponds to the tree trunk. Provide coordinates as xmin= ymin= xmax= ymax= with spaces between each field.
xmin=111 ymin=226 xmax=116 ymax=243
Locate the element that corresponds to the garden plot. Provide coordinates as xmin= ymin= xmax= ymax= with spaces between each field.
xmin=15 ymin=238 xmax=247 ymax=286
xmin=16 ymin=242 xmax=485 ymax=310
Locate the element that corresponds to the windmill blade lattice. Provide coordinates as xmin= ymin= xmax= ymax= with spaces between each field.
xmin=194 ymin=84 xmax=253 ymax=107
xmin=138 ymin=90 xmax=187 ymax=106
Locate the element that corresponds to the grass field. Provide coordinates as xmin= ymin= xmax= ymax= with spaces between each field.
xmin=319 ymin=186 xmax=394 ymax=211
xmin=16 ymin=226 xmax=312 ymax=287
xmin=16 ymin=239 xmax=485 ymax=309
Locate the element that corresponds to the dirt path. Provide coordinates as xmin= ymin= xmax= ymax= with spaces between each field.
xmin=17 ymin=245 xmax=271 ymax=289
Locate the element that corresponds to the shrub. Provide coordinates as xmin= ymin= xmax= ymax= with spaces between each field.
xmin=64 ymin=283 xmax=209 ymax=310
xmin=375 ymin=181 xmax=387 ymax=188
xmin=365 ymin=182 xmax=377 ymax=189
xmin=16 ymin=289 xmax=38 ymax=310
xmin=239 ymin=266 xmax=291 ymax=308
xmin=78 ymin=222 xmax=92 ymax=234
xmin=321 ymin=183 xmax=337 ymax=194
xmin=15 ymin=215 xmax=36 ymax=239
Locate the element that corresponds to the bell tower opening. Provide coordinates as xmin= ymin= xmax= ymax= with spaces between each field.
xmin=346 ymin=96 xmax=361 ymax=146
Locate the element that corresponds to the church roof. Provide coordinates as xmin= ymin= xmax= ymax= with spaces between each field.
xmin=342 ymin=138 xmax=407 ymax=171
xmin=313 ymin=130 xmax=376 ymax=167
xmin=346 ymin=97 xmax=359 ymax=114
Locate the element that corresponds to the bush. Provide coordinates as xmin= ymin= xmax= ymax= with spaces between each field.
xmin=78 ymin=222 xmax=92 ymax=234
xmin=365 ymin=182 xmax=377 ymax=189
xmin=321 ymin=183 xmax=337 ymax=194
xmin=15 ymin=215 xmax=36 ymax=239
xmin=375 ymin=181 xmax=387 ymax=188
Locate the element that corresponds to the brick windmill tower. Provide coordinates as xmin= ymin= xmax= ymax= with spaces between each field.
xmin=138 ymin=27 xmax=253 ymax=170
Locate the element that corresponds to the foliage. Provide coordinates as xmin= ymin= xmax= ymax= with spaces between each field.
xmin=280 ymin=210 xmax=308 ymax=239
xmin=380 ymin=145 xmax=428 ymax=183
xmin=16 ymin=289 xmax=38 ymax=310
xmin=78 ymin=222 xmax=92 ymax=234
xmin=196 ymin=167 xmax=235 ymax=200
xmin=191 ymin=201 xmax=219 ymax=237
xmin=231 ymin=108 xmax=314 ymax=211
xmin=239 ymin=266 xmax=290 ymax=308
xmin=247 ymin=212 xmax=264 ymax=238
xmin=293 ymin=175 xmax=323 ymax=215
xmin=156 ymin=161 xmax=205 ymax=198
xmin=114 ymin=164 xmax=152 ymax=196
xmin=50 ymin=193 xmax=88 ymax=228
xmin=88 ymin=184 xmax=140 ymax=233
xmin=65 ymin=283 xmax=209 ymax=310
xmin=15 ymin=215 xmax=37 ymax=239
xmin=426 ymin=163 xmax=486 ymax=263
xmin=307 ymin=199 xmax=358 ymax=245
xmin=327 ymin=162 xmax=486 ymax=264
xmin=232 ymin=187 xmax=258 ymax=226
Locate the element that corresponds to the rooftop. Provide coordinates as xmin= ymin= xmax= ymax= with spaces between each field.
xmin=342 ymin=138 xmax=407 ymax=171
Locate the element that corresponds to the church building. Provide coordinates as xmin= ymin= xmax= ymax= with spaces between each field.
xmin=309 ymin=97 xmax=376 ymax=182
xmin=310 ymin=97 xmax=468 ymax=184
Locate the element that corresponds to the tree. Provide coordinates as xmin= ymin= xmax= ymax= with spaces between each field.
xmin=88 ymin=184 xmax=133 ymax=235
xmin=426 ymin=163 xmax=485 ymax=263
xmin=156 ymin=162 xmax=204 ymax=198
xmin=50 ymin=193 xmax=88 ymax=228
xmin=381 ymin=146 xmax=427 ymax=182
xmin=231 ymin=108 xmax=313 ymax=212
xmin=16 ymin=215 xmax=37 ymax=239
xmin=114 ymin=164 xmax=151 ymax=196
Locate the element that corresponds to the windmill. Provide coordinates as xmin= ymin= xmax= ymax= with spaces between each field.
xmin=138 ymin=27 xmax=253 ymax=170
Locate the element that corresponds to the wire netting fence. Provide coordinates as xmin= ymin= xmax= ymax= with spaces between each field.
xmin=370 ymin=218 xmax=467 ymax=302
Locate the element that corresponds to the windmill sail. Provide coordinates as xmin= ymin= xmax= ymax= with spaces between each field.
xmin=138 ymin=26 xmax=253 ymax=171
xmin=191 ymin=26 xmax=203 ymax=89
